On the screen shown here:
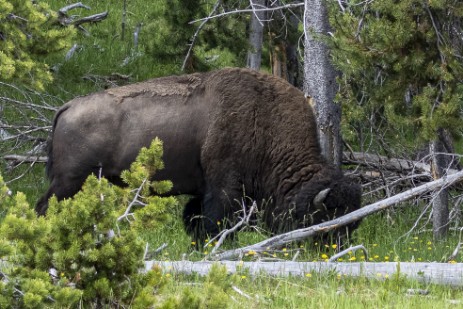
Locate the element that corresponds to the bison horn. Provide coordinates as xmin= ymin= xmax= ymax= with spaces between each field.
xmin=313 ymin=188 xmax=331 ymax=210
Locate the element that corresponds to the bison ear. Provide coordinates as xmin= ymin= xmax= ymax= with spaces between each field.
xmin=313 ymin=188 xmax=331 ymax=210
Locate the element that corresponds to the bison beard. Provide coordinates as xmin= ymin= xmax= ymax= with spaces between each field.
xmin=36 ymin=68 xmax=361 ymax=242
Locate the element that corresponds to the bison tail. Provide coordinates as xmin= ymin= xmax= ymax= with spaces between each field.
xmin=45 ymin=136 xmax=54 ymax=180
xmin=45 ymin=104 xmax=70 ymax=181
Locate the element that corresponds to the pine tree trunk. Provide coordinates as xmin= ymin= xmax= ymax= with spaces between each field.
xmin=303 ymin=0 xmax=342 ymax=167
xmin=247 ymin=0 xmax=266 ymax=70
xmin=430 ymin=129 xmax=449 ymax=239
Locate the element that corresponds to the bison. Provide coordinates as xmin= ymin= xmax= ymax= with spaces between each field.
xmin=36 ymin=68 xmax=361 ymax=240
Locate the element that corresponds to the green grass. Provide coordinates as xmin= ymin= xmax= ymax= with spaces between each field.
xmin=158 ymin=270 xmax=462 ymax=308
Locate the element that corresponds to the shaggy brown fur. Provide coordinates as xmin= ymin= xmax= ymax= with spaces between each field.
xmin=36 ymin=68 xmax=361 ymax=240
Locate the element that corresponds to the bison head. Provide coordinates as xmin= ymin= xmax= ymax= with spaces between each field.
xmin=268 ymin=171 xmax=361 ymax=235
xmin=293 ymin=177 xmax=362 ymax=236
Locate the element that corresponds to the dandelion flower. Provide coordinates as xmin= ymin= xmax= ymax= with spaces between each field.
xmin=331 ymin=244 xmax=337 ymax=249
xmin=305 ymin=273 xmax=312 ymax=278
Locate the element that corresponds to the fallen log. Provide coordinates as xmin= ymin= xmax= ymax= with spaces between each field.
xmin=3 ymin=155 xmax=47 ymax=164
xmin=343 ymin=151 xmax=460 ymax=176
xmin=146 ymin=260 xmax=463 ymax=287
xmin=211 ymin=170 xmax=463 ymax=260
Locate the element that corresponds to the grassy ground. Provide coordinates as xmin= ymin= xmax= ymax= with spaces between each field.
xmin=160 ymin=272 xmax=462 ymax=309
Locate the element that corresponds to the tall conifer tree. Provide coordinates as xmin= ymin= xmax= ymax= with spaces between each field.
xmin=329 ymin=0 xmax=463 ymax=238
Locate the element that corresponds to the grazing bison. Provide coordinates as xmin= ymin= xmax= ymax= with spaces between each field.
xmin=36 ymin=68 xmax=361 ymax=240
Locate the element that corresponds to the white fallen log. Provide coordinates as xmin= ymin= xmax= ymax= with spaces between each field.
xmin=146 ymin=260 xmax=463 ymax=286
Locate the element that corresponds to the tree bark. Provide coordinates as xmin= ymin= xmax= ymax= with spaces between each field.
xmin=247 ymin=0 xmax=266 ymax=70
xmin=303 ymin=0 xmax=342 ymax=167
xmin=430 ymin=129 xmax=450 ymax=239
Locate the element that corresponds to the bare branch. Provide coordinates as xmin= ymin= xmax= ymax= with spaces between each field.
xmin=59 ymin=2 xmax=91 ymax=15
xmin=328 ymin=245 xmax=368 ymax=262
xmin=181 ymin=0 xmax=221 ymax=71
xmin=73 ymin=12 xmax=108 ymax=27
xmin=206 ymin=200 xmax=258 ymax=255
xmin=189 ymin=2 xmax=304 ymax=24
xmin=117 ymin=178 xmax=148 ymax=222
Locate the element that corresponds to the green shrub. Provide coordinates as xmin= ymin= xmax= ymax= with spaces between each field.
xmin=0 ymin=138 xmax=177 ymax=307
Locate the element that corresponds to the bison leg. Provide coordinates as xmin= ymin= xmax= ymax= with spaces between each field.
xmin=183 ymin=182 xmax=242 ymax=244
xmin=183 ymin=196 xmax=205 ymax=242
xmin=35 ymin=176 xmax=86 ymax=215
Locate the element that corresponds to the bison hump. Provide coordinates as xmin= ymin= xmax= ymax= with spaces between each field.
xmin=106 ymin=74 xmax=203 ymax=98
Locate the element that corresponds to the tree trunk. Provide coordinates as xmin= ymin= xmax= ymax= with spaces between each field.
xmin=247 ymin=0 xmax=266 ymax=70
xmin=303 ymin=0 xmax=342 ymax=167
xmin=430 ymin=129 xmax=450 ymax=239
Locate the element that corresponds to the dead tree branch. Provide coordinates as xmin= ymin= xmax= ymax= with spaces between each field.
xmin=343 ymin=151 xmax=460 ymax=176
xmin=3 ymin=155 xmax=47 ymax=164
xmin=206 ymin=200 xmax=258 ymax=255
xmin=57 ymin=2 xmax=108 ymax=32
xmin=328 ymin=245 xmax=369 ymax=262
xmin=181 ymin=0 xmax=221 ymax=71
xmin=73 ymin=12 xmax=108 ymax=27
xmin=117 ymin=178 xmax=148 ymax=223
xmin=58 ymin=2 xmax=91 ymax=15
xmin=189 ymin=2 xmax=304 ymax=24
xmin=211 ymin=170 xmax=463 ymax=261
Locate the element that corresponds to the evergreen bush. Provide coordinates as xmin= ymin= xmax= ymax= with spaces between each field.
xmin=0 ymin=138 xmax=177 ymax=307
